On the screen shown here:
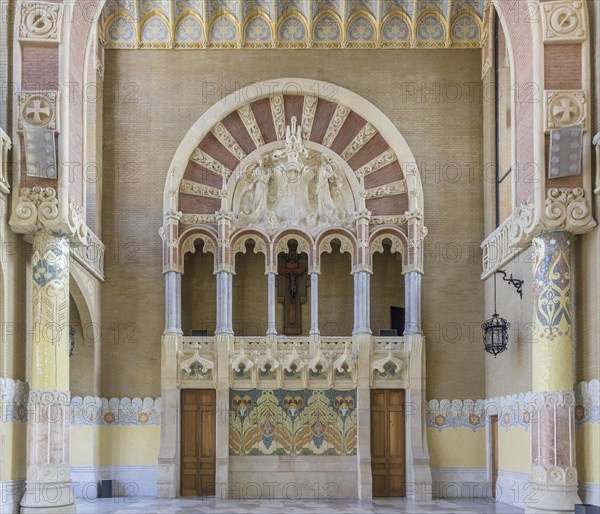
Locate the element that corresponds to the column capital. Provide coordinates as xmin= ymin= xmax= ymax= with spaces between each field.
xmin=10 ymin=187 xmax=87 ymax=245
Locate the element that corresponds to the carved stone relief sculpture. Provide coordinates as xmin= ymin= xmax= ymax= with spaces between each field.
xmin=232 ymin=117 xmax=355 ymax=235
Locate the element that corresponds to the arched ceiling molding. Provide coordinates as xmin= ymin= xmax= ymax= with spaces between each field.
xmin=100 ymin=0 xmax=487 ymax=48
xmin=164 ymin=78 xmax=424 ymax=222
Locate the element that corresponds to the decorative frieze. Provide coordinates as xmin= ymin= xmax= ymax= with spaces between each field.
xmin=540 ymin=0 xmax=586 ymax=43
xmin=0 ymin=377 xmax=29 ymax=423
xmin=237 ymin=104 xmax=264 ymax=148
xmin=355 ymin=149 xmax=397 ymax=178
xmin=191 ymin=148 xmax=231 ymax=176
xmin=301 ymin=96 xmax=318 ymax=141
xmin=212 ymin=123 xmax=246 ymax=161
xmin=426 ymin=384 xmax=600 ymax=432
xmin=180 ymin=213 xmax=218 ymax=225
xmin=341 ymin=123 xmax=377 ymax=161
xmin=270 ymin=94 xmax=286 ymax=141
xmin=180 ymin=179 xmax=224 ymax=199
xmin=18 ymin=92 xmax=58 ymax=131
xmin=322 ymin=104 xmax=350 ymax=148
xmin=19 ymin=1 xmax=63 ymax=43
xmin=361 ymin=180 xmax=407 ymax=199
xmin=544 ymin=90 xmax=588 ymax=132
xmin=70 ymin=396 xmax=161 ymax=426
xmin=574 ymin=379 xmax=600 ymax=426
xmin=101 ymin=0 xmax=486 ymax=50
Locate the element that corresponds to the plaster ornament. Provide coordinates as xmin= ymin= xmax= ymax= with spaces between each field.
xmin=232 ymin=117 xmax=354 ymax=235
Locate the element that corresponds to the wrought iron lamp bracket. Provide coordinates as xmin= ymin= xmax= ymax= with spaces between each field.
xmin=496 ymin=269 xmax=524 ymax=300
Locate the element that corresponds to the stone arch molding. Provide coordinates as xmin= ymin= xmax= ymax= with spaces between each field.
xmin=163 ymin=79 xmax=427 ymax=275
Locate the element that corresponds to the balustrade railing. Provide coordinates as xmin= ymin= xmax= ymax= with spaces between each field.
xmin=0 ymin=128 xmax=11 ymax=195
xmin=71 ymin=228 xmax=105 ymax=281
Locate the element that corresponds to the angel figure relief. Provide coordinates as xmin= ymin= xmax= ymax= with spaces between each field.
xmin=237 ymin=157 xmax=272 ymax=224
xmin=232 ymin=116 xmax=355 ymax=233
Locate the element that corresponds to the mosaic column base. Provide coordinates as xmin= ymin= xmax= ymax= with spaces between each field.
xmin=20 ymin=390 xmax=74 ymax=512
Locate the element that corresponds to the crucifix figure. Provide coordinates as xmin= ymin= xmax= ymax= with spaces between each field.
xmin=277 ymin=241 xmax=309 ymax=335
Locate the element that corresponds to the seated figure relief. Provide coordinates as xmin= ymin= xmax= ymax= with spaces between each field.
xmin=233 ymin=117 xmax=354 ymax=234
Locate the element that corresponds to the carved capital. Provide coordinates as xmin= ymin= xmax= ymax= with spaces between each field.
xmin=541 ymin=187 xmax=595 ymax=234
xmin=10 ymin=187 xmax=87 ymax=242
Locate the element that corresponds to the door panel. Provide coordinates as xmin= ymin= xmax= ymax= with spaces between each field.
xmin=371 ymin=389 xmax=406 ymax=497
xmin=181 ymin=389 xmax=216 ymax=497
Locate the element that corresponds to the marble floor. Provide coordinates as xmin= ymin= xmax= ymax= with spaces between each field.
xmin=75 ymin=497 xmax=524 ymax=513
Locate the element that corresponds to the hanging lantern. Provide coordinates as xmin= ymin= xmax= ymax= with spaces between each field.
xmin=482 ymin=274 xmax=509 ymax=356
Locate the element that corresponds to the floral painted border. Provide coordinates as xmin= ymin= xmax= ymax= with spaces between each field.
xmin=0 ymin=377 xmax=29 ymax=423
xmin=71 ymin=396 xmax=161 ymax=426
xmin=426 ymin=380 xmax=599 ymax=432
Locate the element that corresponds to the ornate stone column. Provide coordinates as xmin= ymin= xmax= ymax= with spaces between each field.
xmin=266 ymin=271 xmax=277 ymax=336
xmin=309 ymin=272 xmax=319 ymax=336
xmin=20 ymin=230 xmax=74 ymax=512
xmin=353 ymin=270 xmax=371 ymax=335
xmin=164 ymin=271 xmax=182 ymax=335
xmin=157 ymin=269 xmax=182 ymax=498
xmin=404 ymin=271 xmax=422 ymax=335
xmin=216 ymin=271 xmax=233 ymax=335
xmin=526 ymin=231 xmax=580 ymax=513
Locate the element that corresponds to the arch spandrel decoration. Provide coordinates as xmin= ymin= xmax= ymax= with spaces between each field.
xmin=163 ymin=79 xmax=426 ymax=275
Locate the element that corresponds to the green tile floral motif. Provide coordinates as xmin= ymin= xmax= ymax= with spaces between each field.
xmin=229 ymin=389 xmax=356 ymax=456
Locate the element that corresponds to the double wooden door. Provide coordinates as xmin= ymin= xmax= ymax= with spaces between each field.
xmin=181 ymin=389 xmax=216 ymax=496
xmin=371 ymin=389 xmax=406 ymax=497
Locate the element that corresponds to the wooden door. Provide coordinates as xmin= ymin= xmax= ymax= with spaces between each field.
xmin=491 ymin=415 xmax=499 ymax=499
xmin=371 ymin=389 xmax=406 ymax=497
xmin=181 ymin=389 xmax=216 ymax=496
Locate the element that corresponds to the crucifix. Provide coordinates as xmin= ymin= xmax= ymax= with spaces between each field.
xmin=277 ymin=241 xmax=309 ymax=335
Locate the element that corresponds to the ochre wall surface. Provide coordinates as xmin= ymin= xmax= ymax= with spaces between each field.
xmin=102 ymin=48 xmax=485 ymax=399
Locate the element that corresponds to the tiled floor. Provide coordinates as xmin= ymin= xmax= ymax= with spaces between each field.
xmin=75 ymin=497 xmax=524 ymax=513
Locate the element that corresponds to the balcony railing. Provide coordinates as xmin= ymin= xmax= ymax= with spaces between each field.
xmin=71 ymin=228 xmax=105 ymax=281
xmin=0 ymin=128 xmax=11 ymax=195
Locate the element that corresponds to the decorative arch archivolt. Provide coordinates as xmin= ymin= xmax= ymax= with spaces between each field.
xmin=162 ymin=79 xmax=427 ymax=276
xmin=230 ymin=229 xmax=270 ymax=273
xmin=178 ymin=227 xmax=218 ymax=273
xmin=369 ymin=226 xmax=409 ymax=273
xmin=272 ymin=229 xmax=314 ymax=272
xmin=315 ymin=228 xmax=358 ymax=274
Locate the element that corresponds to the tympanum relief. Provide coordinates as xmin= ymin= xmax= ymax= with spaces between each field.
xmin=232 ymin=117 xmax=355 ymax=235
